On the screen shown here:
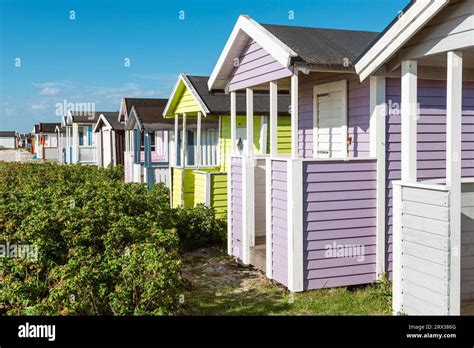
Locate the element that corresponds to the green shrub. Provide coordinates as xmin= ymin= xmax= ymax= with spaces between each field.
xmin=174 ymin=204 xmax=227 ymax=251
xmin=0 ymin=163 xmax=182 ymax=316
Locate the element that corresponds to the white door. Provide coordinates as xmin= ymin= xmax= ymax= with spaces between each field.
xmin=103 ymin=129 xmax=112 ymax=167
xmin=313 ymin=80 xmax=348 ymax=158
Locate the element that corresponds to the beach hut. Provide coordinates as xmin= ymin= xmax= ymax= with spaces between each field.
xmin=163 ymin=73 xmax=291 ymax=219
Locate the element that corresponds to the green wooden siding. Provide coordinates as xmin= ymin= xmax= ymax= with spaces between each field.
xmin=220 ymin=115 xmax=292 ymax=171
xmin=276 ymin=116 xmax=291 ymax=154
xmin=171 ymin=167 xmax=195 ymax=208
xmin=175 ymin=88 xmax=201 ymax=115
xmin=210 ymin=173 xmax=228 ymax=219
xmin=194 ymin=171 xmax=207 ymax=205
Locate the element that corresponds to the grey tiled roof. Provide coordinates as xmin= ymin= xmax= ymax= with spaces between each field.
xmin=261 ymin=24 xmax=379 ymax=69
xmin=187 ymin=75 xmax=290 ymax=115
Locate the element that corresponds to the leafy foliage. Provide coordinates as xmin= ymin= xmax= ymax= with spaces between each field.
xmin=0 ymin=163 xmax=223 ymax=316
xmin=174 ymin=204 xmax=227 ymax=252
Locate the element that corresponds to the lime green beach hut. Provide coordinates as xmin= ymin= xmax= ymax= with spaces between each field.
xmin=163 ymin=73 xmax=290 ymax=218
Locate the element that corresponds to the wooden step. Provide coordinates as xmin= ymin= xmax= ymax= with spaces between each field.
xmin=249 ymin=244 xmax=266 ymax=272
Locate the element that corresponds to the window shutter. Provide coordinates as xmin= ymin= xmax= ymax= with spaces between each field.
xmin=88 ymin=126 xmax=92 ymax=146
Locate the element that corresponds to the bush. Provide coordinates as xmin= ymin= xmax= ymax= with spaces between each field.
xmin=174 ymin=204 xmax=227 ymax=251
xmin=0 ymin=163 xmax=182 ymax=315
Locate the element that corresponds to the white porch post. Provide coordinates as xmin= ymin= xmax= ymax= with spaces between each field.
xmin=266 ymin=80 xmax=279 ymax=278
xmin=181 ymin=113 xmax=187 ymax=207
xmin=227 ymin=91 xmax=237 ymax=256
xmin=242 ymin=88 xmax=254 ymax=264
xmin=197 ymin=111 xmax=202 ymax=168
xmin=370 ymin=76 xmax=387 ymax=279
xmin=230 ymin=91 xmax=237 ymax=155
xmin=260 ymin=116 xmax=268 ymax=154
xmin=174 ymin=114 xmax=179 ymax=166
xmin=287 ymin=158 xmax=304 ymax=292
xmin=291 ymin=69 xmax=299 ymax=159
xmin=269 ymin=81 xmax=278 ymax=156
xmin=401 ymin=60 xmax=418 ymax=182
xmin=246 ymin=88 xmax=254 ymax=158
xmin=447 ymin=51 xmax=463 ymax=315
xmin=72 ymin=123 xmax=79 ymax=164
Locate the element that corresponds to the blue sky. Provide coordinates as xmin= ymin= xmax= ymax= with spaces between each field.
xmin=0 ymin=0 xmax=408 ymax=133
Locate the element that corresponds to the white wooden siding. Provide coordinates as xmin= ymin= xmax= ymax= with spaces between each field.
xmin=397 ymin=0 xmax=474 ymax=61
xmin=399 ymin=184 xmax=451 ymax=315
xmin=462 ymin=182 xmax=474 ymax=300
xmin=0 ymin=137 xmax=16 ymax=149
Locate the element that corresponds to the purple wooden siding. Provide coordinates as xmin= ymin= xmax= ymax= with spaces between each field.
xmin=303 ymin=159 xmax=377 ymax=290
xmin=385 ymin=78 xmax=474 ymax=279
xmin=231 ymin=157 xmax=243 ymax=260
xmin=298 ymin=74 xmax=371 ymax=158
xmin=228 ymin=39 xmax=292 ymax=92
xmin=271 ymin=160 xmax=288 ymax=286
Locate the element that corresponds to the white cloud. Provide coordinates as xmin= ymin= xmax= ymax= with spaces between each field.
xmin=40 ymin=87 xmax=60 ymax=96
xmin=30 ymin=103 xmax=48 ymax=111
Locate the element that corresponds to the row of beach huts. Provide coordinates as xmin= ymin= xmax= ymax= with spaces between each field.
xmin=11 ymin=1 xmax=474 ymax=315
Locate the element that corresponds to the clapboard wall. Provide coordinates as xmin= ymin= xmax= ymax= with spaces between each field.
xmin=271 ymin=159 xmax=289 ymax=287
xmin=298 ymin=73 xmax=371 ymax=159
xmin=462 ymin=182 xmax=474 ymax=301
xmin=230 ymin=157 xmax=243 ymax=260
xmin=302 ymin=159 xmax=377 ymax=290
xmin=399 ymin=184 xmax=450 ymax=315
xmin=385 ymin=78 xmax=474 ymax=279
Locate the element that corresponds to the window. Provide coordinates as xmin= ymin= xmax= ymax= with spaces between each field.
xmin=79 ymin=128 xmax=84 ymax=146
xmin=150 ymin=132 xmax=156 ymax=152
xmin=78 ymin=126 xmax=93 ymax=146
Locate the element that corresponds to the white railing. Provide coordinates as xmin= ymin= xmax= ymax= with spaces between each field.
xmin=78 ymin=147 xmax=97 ymax=163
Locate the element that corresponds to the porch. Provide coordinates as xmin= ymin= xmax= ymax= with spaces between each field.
xmin=390 ymin=46 xmax=474 ymax=315
xmin=229 ymin=153 xmax=378 ymax=289
xmin=170 ymin=166 xmax=223 ymax=209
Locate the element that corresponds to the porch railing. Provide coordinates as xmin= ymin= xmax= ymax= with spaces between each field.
xmin=78 ymin=147 xmax=97 ymax=163
xmin=392 ymin=180 xmax=474 ymax=315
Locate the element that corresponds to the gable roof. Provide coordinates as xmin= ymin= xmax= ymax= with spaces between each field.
xmin=93 ymin=112 xmax=122 ymax=132
xmin=126 ymin=103 xmax=175 ymax=131
xmin=119 ymin=97 xmax=168 ymax=122
xmin=261 ymin=24 xmax=379 ymax=69
xmin=208 ymin=15 xmax=379 ymax=90
xmin=0 ymin=131 xmax=16 ymax=137
xmin=69 ymin=111 xmax=101 ymax=123
xmin=355 ymin=0 xmax=450 ymax=81
xmin=164 ymin=74 xmax=291 ymax=117
xmin=38 ymin=122 xmax=61 ymax=133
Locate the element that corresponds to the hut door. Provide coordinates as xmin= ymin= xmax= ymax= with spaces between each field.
xmin=313 ymin=80 xmax=348 ymax=158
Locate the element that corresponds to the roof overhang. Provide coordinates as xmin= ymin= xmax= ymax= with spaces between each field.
xmin=163 ymin=73 xmax=210 ymax=118
xmin=355 ymin=0 xmax=450 ymax=81
xmin=93 ymin=114 xmax=113 ymax=132
xmin=125 ymin=107 xmax=141 ymax=131
xmin=207 ymin=15 xmax=298 ymax=91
